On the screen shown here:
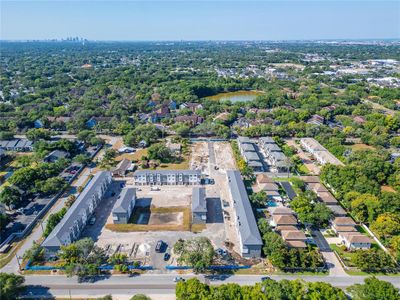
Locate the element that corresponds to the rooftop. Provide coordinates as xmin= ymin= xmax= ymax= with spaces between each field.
xmin=192 ymin=187 xmax=207 ymax=213
xmin=112 ymin=187 xmax=136 ymax=214
xmin=226 ymin=170 xmax=263 ymax=246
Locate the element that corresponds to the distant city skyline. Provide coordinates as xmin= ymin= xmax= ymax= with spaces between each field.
xmin=1 ymin=1 xmax=399 ymax=41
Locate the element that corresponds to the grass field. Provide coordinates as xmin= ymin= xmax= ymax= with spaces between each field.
xmin=350 ymin=144 xmax=376 ymax=151
xmin=106 ymin=205 xmax=192 ymax=232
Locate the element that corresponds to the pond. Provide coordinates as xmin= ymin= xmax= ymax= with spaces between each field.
xmin=206 ymin=90 xmax=264 ymax=103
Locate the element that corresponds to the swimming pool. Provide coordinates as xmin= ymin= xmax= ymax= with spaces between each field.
xmin=267 ymin=201 xmax=278 ymax=207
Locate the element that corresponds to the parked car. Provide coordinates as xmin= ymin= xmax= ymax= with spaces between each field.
xmin=164 ymin=253 xmax=170 ymax=261
xmin=261 ymin=276 xmax=271 ymax=281
xmin=173 ymin=276 xmax=185 ymax=282
xmin=155 ymin=240 xmax=164 ymax=253
xmin=151 ymin=186 xmax=160 ymax=191
xmin=89 ymin=216 xmax=96 ymax=225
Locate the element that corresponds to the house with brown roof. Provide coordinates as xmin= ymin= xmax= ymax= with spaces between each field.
xmin=332 ymin=217 xmax=356 ymax=233
xmin=308 ymin=183 xmax=328 ymax=193
xmin=281 ymin=230 xmax=307 ymax=241
xmin=341 ymin=233 xmax=372 ymax=250
xmin=270 ymin=207 xmax=294 ymax=216
xmin=275 ymin=225 xmax=298 ymax=232
xmin=256 ymin=174 xmax=274 ymax=184
xmin=271 ymin=214 xmax=298 ymax=227
xmin=299 ymin=176 xmax=320 ymax=183
xmin=174 ymin=115 xmax=204 ymax=126
xmin=286 ymin=240 xmax=307 ymax=248
xmin=317 ymin=191 xmax=338 ymax=205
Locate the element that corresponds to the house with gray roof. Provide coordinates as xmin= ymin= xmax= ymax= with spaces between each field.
xmin=0 ymin=139 xmax=33 ymax=152
xmin=237 ymin=137 xmax=264 ymax=172
xmin=112 ymin=187 xmax=136 ymax=224
xmin=133 ymin=170 xmax=201 ymax=186
xmin=42 ymin=171 xmax=112 ymax=254
xmin=226 ymin=170 xmax=263 ymax=258
xmin=192 ymin=187 xmax=207 ymax=224
xmin=44 ymin=150 xmax=69 ymax=163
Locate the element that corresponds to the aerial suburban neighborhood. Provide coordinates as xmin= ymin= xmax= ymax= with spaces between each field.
xmin=1 ymin=1 xmax=400 ymax=299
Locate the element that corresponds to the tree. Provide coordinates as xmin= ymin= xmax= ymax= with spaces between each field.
xmin=173 ymin=237 xmax=214 ymax=273
xmin=306 ymin=281 xmax=347 ymax=300
xmin=130 ymin=294 xmax=151 ymax=300
xmin=44 ymin=207 xmax=67 ymax=237
xmin=176 ymin=278 xmax=209 ymax=300
xmin=249 ymin=191 xmax=267 ymax=207
xmin=147 ymin=143 xmax=174 ymax=163
xmin=26 ymin=128 xmax=51 ymax=141
xmin=371 ymin=213 xmax=400 ymax=239
xmin=0 ymin=273 xmax=25 ymax=300
xmin=0 ymin=185 xmax=22 ymax=209
xmin=347 ymin=277 xmax=400 ymax=300
xmin=351 ymin=194 xmax=380 ymax=224
xmin=23 ymin=241 xmax=45 ymax=263
xmin=262 ymin=232 xmax=286 ymax=256
xmin=351 ymin=249 xmax=396 ymax=272
xmin=74 ymin=154 xmax=92 ymax=165
xmin=35 ymin=177 xmax=66 ymax=194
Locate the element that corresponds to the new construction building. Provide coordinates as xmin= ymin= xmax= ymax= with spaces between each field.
xmin=111 ymin=187 xmax=136 ymax=224
xmin=133 ymin=170 xmax=201 ymax=186
xmin=300 ymin=138 xmax=344 ymax=166
xmin=191 ymin=187 xmax=207 ymax=224
xmin=226 ymin=170 xmax=263 ymax=258
xmin=42 ymin=171 xmax=112 ymax=254
xmin=259 ymin=137 xmax=288 ymax=170
xmin=237 ymin=137 xmax=264 ymax=172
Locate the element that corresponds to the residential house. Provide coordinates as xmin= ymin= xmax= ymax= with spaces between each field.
xmin=226 ymin=170 xmax=263 ymax=258
xmin=179 ymin=102 xmax=203 ymax=113
xmin=307 ymin=114 xmax=325 ymax=126
xmin=331 ymin=217 xmax=356 ymax=233
xmin=86 ymin=117 xmax=113 ymax=129
xmin=174 ymin=115 xmax=204 ymax=126
xmin=281 ymin=230 xmax=307 ymax=248
xmin=133 ymin=170 xmax=201 ymax=186
xmin=327 ymin=205 xmax=347 ymax=217
xmin=341 ymin=233 xmax=372 ymax=250
xmin=44 ymin=150 xmax=69 ymax=163
xmin=112 ymin=159 xmax=133 ymax=177
xmin=317 ymin=191 xmax=338 ymax=205
xmin=42 ymin=171 xmax=112 ymax=254
xmin=300 ymin=138 xmax=344 ymax=166
xmin=353 ymin=116 xmax=366 ymax=125
xmin=0 ymin=139 xmax=33 ymax=152
xmin=192 ymin=187 xmax=207 ymax=224
xmin=112 ymin=187 xmax=136 ymax=224
xmin=271 ymin=214 xmax=298 ymax=227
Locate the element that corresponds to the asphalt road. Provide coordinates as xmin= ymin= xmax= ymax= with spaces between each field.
xmin=21 ymin=274 xmax=400 ymax=298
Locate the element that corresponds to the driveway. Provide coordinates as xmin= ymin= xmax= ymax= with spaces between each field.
xmin=312 ymin=229 xmax=348 ymax=276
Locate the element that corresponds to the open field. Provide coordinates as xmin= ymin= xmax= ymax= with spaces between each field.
xmin=350 ymin=143 xmax=376 ymax=151
xmin=106 ymin=206 xmax=191 ymax=232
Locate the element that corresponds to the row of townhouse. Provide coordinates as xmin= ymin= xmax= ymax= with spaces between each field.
xmin=269 ymin=207 xmax=308 ymax=249
xmin=332 ymin=217 xmax=372 ymax=250
xmin=226 ymin=170 xmax=263 ymax=258
xmin=236 ymin=137 xmax=264 ymax=172
xmin=259 ymin=137 xmax=288 ymax=171
xmin=133 ymin=170 xmax=201 ymax=186
xmin=300 ymin=138 xmax=344 ymax=166
xmin=0 ymin=139 xmax=33 ymax=152
xmin=301 ymin=176 xmax=347 ymax=217
xmin=42 ymin=171 xmax=112 ymax=255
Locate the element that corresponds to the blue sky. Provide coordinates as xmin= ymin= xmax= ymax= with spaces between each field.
xmin=1 ymin=1 xmax=399 ymax=40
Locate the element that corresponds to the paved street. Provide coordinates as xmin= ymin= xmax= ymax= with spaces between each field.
xmin=21 ymin=273 xmax=400 ymax=299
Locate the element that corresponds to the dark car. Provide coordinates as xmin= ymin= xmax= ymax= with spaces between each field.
xmin=155 ymin=240 xmax=164 ymax=253
xmin=164 ymin=253 xmax=170 ymax=261
xmin=261 ymin=276 xmax=271 ymax=281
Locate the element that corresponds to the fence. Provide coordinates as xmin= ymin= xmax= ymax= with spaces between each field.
xmin=165 ymin=265 xmax=251 ymax=270
xmin=0 ymin=145 xmax=103 ymax=252
xmin=24 ymin=260 xmax=152 ymax=271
